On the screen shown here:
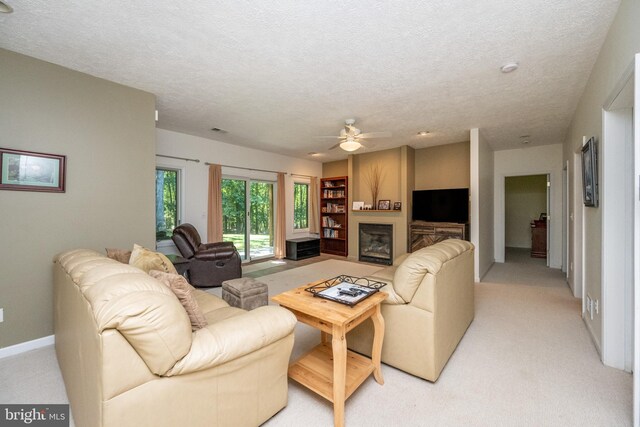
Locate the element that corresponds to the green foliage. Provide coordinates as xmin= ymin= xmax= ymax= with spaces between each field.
xmin=155 ymin=169 xmax=178 ymax=240
xmin=222 ymin=179 xmax=246 ymax=234
xmin=222 ymin=179 xmax=273 ymax=236
xmin=293 ymin=183 xmax=309 ymax=229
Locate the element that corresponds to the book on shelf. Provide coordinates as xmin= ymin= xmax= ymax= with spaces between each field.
xmin=322 ymin=216 xmax=342 ymax=228
xmin=322 ymin=189 xmax=345 ymax=198
xmin=322 ymin=203 xmax=345 ymax=213
xmin=323 ymin=228 xmax=341 ymax=238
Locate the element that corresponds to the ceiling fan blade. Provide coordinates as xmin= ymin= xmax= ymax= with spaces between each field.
xmin=358 ymin=131 xmax=392 ymax=139
xmin=314 ymin=135 xmax=342 ymax=139
xmin=329 ymin=142 xmax=342 ymax=150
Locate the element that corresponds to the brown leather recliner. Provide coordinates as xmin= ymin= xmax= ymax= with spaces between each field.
xmin=172 ymin=223 xmax=242 ymax=288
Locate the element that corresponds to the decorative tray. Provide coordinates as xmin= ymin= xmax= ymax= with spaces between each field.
xmin=305 ymin=275 xmax=386 ymax=306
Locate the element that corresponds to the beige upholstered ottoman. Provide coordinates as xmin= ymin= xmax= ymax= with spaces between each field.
xmin=222 ymin=277 xmax=269 ymax=310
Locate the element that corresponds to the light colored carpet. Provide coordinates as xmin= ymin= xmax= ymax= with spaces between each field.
xmin=0 ymin=259 xmax=633 ymax=426
xmin=242 ymin=261 xmax=285 ymax=274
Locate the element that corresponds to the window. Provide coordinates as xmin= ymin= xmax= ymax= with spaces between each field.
xmin=294 ymin=182 xmax=309 ymax=230
xmin=156 ymin=168 xmax=179 ymax=241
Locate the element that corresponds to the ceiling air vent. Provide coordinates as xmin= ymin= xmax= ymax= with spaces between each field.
xmin=210 ymin=127 xmax=227 ymax=133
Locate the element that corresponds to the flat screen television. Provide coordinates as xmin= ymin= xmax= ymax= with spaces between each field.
xmin=412 ymin=188 xmax=469 ymax=223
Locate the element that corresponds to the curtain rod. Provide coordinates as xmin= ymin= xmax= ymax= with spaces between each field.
xmin=156 ymin=154 xmax=200 ymax=163
xmin=205 ymin=162 xmax=286 ymax=175
xmin=290 ymin=173 xmax=314 ymax=179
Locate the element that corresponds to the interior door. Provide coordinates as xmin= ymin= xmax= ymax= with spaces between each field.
xmin=546 ymin=174 xmax=551 ymax=267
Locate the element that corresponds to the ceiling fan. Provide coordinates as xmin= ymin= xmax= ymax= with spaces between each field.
xmin=316 ymin=119 xmax=391 ymax=152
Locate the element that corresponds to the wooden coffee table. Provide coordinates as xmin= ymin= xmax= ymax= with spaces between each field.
xmin=272 ymin=281 xmax=386 ymax=427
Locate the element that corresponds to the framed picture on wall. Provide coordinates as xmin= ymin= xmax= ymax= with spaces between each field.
xmin=0 ymin=148 xmax=66 ymax=193
xmin=377 ymin=200 xmax=391 ymax=210
xmin=581 ymin=137 xmax=598 ymax=207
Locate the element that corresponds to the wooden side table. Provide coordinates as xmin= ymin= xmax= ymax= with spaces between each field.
xmin=530 ymin=219 xmax=547 ymax=258
xmin=272 ymin=282 xmax=386 ymax=427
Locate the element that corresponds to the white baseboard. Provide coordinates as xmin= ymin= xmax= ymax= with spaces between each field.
xmin=0 ymin=335 xmax=55 ymax=359
xmin=582 ymin=316 xmax=602 ymax=357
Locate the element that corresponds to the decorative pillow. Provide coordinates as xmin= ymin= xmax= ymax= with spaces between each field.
xmin=129 ymin=244 xmax=178 ymax=275
xmin=149 ymin=270 xmax=208 ymax=331
xmin=106 ymin=248 xmax=132 ymax=264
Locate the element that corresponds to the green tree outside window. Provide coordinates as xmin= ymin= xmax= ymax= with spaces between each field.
xmin=294 ymin=182 xmax=309 ymax=229
xmin=156 ymin=168 xmax=178 ymax=240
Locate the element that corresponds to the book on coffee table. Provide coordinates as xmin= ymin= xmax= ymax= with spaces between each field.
xmin=305 ymin=275 xmax=385 ymax=306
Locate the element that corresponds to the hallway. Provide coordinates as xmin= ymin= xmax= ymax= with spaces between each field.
xmin=485 ymin=247 xmax=565 ymax=288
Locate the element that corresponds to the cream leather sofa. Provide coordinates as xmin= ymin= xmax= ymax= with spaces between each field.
xmin=53 ymin=249 xmax=296 ymax=427
xmin=348 ymin=239 xmax=474 ymax=382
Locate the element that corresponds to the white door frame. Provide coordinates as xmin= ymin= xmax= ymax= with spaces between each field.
xmin=546 ymin=174 xmax=551 ymax=267
xmin=563 ymin=161 xmax=569 ymax=278
xmin=496 ymin=171 xmax=554 ymax=264
xmin=572 ymin=152 xmax=584 ymax=300
xmin=599 ymin=60 xmax=635 ymax=372
xmin=602 ymin=98 xmax=633 ymax=370
xmin=632 ymin=53 xmax=639 ymax=427
xmin=601 ymin=54 xmax=638 ymax=426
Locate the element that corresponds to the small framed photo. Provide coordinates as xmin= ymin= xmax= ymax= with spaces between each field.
xmin=352 ymin=201 xmax=365 ymax=210
xmin=377 ymin=200 xmax=391 ymax=210
xmin=0 ymin=148 xmax=66 ymax=193
xmin=393 ymin=202 xmax=402 ymax=211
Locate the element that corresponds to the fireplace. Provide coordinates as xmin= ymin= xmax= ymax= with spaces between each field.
xmin=359 ymin=223 xmax=393 ymax=265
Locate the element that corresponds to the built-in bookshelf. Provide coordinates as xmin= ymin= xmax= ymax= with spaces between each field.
xmin=320 ymin=176 xmax=348 ymax=256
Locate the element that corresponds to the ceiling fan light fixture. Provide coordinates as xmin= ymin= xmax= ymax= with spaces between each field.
xmin=340 ymin=139 xmax=362 ymax=152
xmin=0 ymin=1 xmax=13 ymax=13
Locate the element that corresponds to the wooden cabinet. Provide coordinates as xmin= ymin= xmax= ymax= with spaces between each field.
xmin=320 ymin=176 xmax=348 ymax=256
xmin=286 ymin=237 xmax=320 ymax=260
xmin=409 ymin=221 xmax=469 ymax=252
xmin=530 ymin=220 xmax=547 ymax=258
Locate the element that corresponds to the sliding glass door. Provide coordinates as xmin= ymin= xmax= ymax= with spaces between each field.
xmin=222 ymin=178 xmax=275 ymax=261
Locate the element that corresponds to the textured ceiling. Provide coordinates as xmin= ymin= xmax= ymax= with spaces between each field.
xmin=0 ymin=0 xmax=620 ymax=161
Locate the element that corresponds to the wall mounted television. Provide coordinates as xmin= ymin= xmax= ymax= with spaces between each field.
xmin=412 ymin=188 xmax=469 ymax=223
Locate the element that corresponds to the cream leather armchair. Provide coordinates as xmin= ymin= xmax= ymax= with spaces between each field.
xmin=53 ymin=249 xmax=296 ymax=427
xmin=347 ymin=239 xmax=475 ymax=382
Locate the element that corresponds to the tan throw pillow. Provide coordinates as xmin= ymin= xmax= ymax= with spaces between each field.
xmin=149 ymin=270 xmax=208 ymax=331
xmin=106 ymin=248 xmax=132 ymax=264
xmin=129 ymin=244 xmax=178 ymax=275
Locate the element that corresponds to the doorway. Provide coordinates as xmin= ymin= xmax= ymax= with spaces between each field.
xmin=504 ymin=174 xmax=549 ymax=265
xmin=221 ymin=177 xmax=276 ymax=261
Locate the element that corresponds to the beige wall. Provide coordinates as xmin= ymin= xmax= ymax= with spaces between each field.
xmin=414 ymin=141 xmax=470 ymax=189
xmin=351 ymin=148 xmax=402 ymax=205
xmin=156 ymin=129 xmax=322 ymax=245
xmin=470 ymin=129 xmax=494 ymax=281
xmin=505 ymin=175 xmax=547 ymax=248
xmin=347 ymin=147 xmax=411 ymax=260
xmin=322 ymin=160 xmax=348 ymax=178
xmin=0 ymin=49 xmax=156 ymax=348
xmin=562 ymin=0 xmax=640 ymax=349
